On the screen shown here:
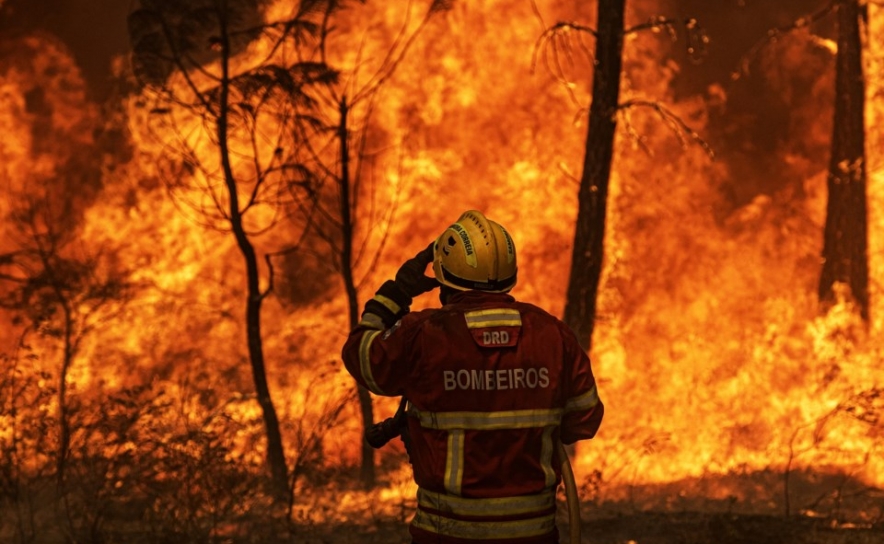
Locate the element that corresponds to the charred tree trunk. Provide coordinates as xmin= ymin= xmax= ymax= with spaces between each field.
xmin=30 ymin=236 xmax=75 ymax=490
xmin=45 ymin=274 xmax=74 ymax=491
xmin=56 ymin=303 xmax=72 ymax=490
xmin=338 ymin=97 xmax=376 ymax=487
xmin=217 ymin=7 xmax=288 ymax=498
xmin=564 ymin=0 xmax=625 ymax=351
xmin=818 ymin=0 xmax=869 ymax=319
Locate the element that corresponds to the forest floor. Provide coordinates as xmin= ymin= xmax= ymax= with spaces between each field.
xmin=4 ymin=496 xmax=883 ymax=544
xmin=288 ymin=466 xmax=884 ymax=544
xmin=5 ymin=467 xmax=883 ymax=544
xmin=301 ymin=511 xmax=884 ymax=544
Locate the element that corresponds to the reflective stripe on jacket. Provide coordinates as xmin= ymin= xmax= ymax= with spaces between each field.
xmin=342 ymin=290 xmax=604 ymax=544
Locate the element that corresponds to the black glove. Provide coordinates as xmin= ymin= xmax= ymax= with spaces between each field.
xmin=394 ymin=242 xmax=438 ymax=298
xmin=360 ymin=243 xmax=438 ymax=329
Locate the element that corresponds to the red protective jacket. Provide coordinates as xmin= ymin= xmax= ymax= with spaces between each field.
xmin=342 ymin=290 xmax=604 ymax=544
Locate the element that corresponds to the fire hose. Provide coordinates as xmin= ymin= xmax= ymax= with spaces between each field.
xmin=366 ymin=400 xmax=583 ymax=544
xmin=557 ymin=439 xmax=582 ymax=544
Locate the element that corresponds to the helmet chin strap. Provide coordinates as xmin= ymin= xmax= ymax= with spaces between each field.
xmin=439 ymin=285 xmax=458 ymax=305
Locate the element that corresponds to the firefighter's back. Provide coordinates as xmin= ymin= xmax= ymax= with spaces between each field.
xmin=402 ymin=291 xmax=573 ymax=544
xmin=341 ymin=210 xmax=603 ymax=544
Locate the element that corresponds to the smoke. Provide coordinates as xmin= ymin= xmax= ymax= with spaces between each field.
xmin=0 ymin=33 xmax=103 ymax=226
xmin=0 ymin=0 xmax=132 ymax=98
xmin=667 ymin=0 xmax=837 ymax=210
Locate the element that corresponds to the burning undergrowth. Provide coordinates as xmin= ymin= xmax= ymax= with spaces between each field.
xmin=1 ymin=0 xmax=884 ymax=542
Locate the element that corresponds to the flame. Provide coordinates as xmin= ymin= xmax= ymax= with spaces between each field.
xmin=1 ymin=0 xmax=883 ymax=528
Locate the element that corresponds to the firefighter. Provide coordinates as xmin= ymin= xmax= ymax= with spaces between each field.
xmin=342 ymin=210 xmax=604 ymax=544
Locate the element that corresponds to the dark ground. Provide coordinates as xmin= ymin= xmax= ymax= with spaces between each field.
xmin=304 ymin=512 xmax=884 ymax=544
xmin=581 ymin=512 xmax=883 ymax=544
xmin=289 ymin=465 xmax=884 ymax=544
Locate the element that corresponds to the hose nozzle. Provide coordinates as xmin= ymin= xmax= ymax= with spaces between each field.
xmin=365 ymin=416 xmax=402 ymax=449
xmin=364 ymin=397 xmax=408 ymax=449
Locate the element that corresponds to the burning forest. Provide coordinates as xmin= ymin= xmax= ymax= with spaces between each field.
xmin=1 ymin=0 xmax=883 ymax=543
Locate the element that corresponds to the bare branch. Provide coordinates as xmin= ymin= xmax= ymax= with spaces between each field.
xmin=529 ymin=0 xmax=547 ymax=31
xmin=230 ymin=16 xmax=321 ymax=68
xmin=625 ymin=15 xmax=680 ymax=35
xmin=618 ymin=99 xmax=715 ymax=160
xmin=626 ymin=16 xmax=709 ymax=63
xmin=532 ymin=22 xmax=596 ymax=108
xmin=154 ymin=12 xmax=220 ymax=115
xmin=355 ymin=147 xmax=403 ymax=291
xmin=532 ymin=21 xmax=597 ymax=69
xmin=733 ymin=1 xmax=836 ymax=80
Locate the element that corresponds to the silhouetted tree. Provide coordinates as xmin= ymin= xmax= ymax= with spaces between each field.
xmin=535 ymin=2 xmax=709 ymax=350
xmin=819 ymin=0 xmax=869 ymax=319
xmin=292 ymin=0 xmax=449 ymax=487
xmin=563 ymin=0 xmax=625 ymax=353
xmin=0 ymin=197 xmax=130 ymax=497
xmin=128 ymin=0 xmax=339 ymax=498
xmin=736 ymin=0 xmax=869 ymax=319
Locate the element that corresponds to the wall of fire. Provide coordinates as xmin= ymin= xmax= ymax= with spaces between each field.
xmin=0 ymin=0 xmax=882 ymax=514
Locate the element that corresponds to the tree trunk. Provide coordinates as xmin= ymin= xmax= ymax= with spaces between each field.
xmin=217 ymin=4 xmax=289 ymax=498
xmin=34 ymin=244 xmax=74 ymax=490
xmin=818 ymin=0 xmax=869 ymax=319
xmin=56 ymin=301 xmax=73 ymax=491
xmin=564 ymin=0 xmax=626 ymax=351
xmin=338 ymin=97 xmax=376 ymax=488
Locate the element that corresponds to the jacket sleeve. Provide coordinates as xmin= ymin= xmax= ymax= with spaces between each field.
xmin=559 ymin=326 xmax=604 ymax=445
xmin=341 ymin=283 xmax=419 ymax=397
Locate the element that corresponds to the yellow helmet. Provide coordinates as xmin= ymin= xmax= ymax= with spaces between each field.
xmin=433 ymin=210 xmax=517 ymax=293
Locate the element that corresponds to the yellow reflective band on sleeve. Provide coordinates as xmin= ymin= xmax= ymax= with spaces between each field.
xmin=417 ymin=488 xmax=555 ymax=517
xmin=412 ymin=509 xmax=556 ymax=540
xmin=357 ymin=313 xmax=385 ymax=330
xmin=445 ymin=430 xmax=465 ymax=495
xmin=358 ymin=330 xmax=385 ymax=395
xmin=464 ymin=308 xmax=522 ymax=328
xmin=373 ymin=294 xmax=402 ymax=315
xmin=540 ymin=426 xmax=556 ymax=488
xmin=564 ymin=384 xmax=600 ymax=413
xmin=410 ymin=407 xmax=563 ymax=430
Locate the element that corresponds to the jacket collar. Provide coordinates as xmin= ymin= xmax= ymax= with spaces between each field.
xmin=446 ymin=290 xmax=516 ymax=305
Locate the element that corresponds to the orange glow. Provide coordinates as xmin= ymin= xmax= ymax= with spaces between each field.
xmin=1 ymin=0 xmax=883 ymax=527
